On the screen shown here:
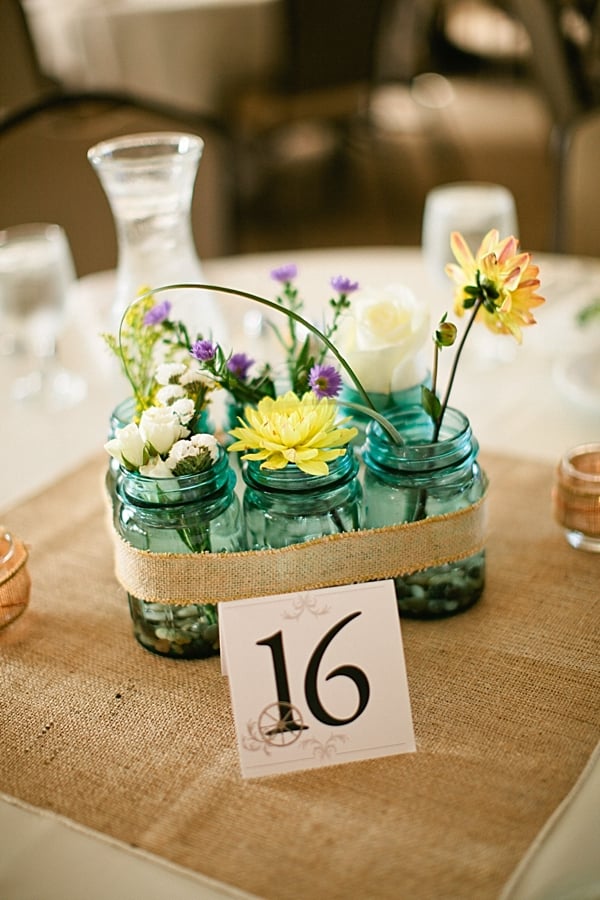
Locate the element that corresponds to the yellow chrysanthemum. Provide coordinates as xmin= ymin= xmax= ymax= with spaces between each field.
xmin=227 ymin=391 xmax=357 ymax=476
xmin=445 ymin=229 xmax=545 ymax=343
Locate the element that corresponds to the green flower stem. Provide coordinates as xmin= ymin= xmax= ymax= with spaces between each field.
xmin=119 ymin=282 xmax=405 ymax=446
xmin=433 ymin=296 xmax=484 ymax=442
xmin=411 ymin=296 xmax=485 ymax=521
xmin=336 ymin=399 xmax=404 ymax=446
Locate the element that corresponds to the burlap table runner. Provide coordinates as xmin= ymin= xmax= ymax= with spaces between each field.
xmin=1 ymin=451 xmax=599 ymax=900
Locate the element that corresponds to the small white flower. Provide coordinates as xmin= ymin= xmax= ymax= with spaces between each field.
xmin=156 ymin=384 xmax=186 ymax=405
xmin=139 ymin=406 xmax=189 ymax=455
xmin=190 ymin=433 xmax=219 ymax=463
xmin=104 ymin=423 xmax=146 ymax=469
xmin=171 ymin=397 xmax=196 ymax=425
xmin=165 ymin=433 xmax=219 ymax=472
xmin=180 ymin=361 xmax=216 ymax=388
xmin=139 ymin=456 xmax=173 ymax=478
xmin=155 ymin=362 xmax=186 ymax=385
xmin=165 ymin=439 xmax=196 ymax=468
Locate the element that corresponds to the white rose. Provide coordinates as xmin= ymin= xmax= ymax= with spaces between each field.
xmin=139 ymin=406 xmax=189 ymax=455
xmin=335 ymin=284 xmax=430 ymax=395
xmin=104 ymin=423 xmax=146 ymax=470
xmin=139 ymin=456 xmax=174 ymax=478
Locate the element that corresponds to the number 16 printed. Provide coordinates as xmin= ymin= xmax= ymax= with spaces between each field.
xmin=219 ymin=581 xmax=416 ymax=778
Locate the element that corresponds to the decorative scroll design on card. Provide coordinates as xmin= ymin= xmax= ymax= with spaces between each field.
xmin=300 ymin=733 xmax=349 ymax=760
xmin=282 ymin=592 xmax=331 ymax=621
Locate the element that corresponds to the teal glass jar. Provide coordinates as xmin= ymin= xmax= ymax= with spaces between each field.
xmin=242 ymin=449 xmax=363 ymax=549
xmin=116 ymin=446 xmax=244 ymax=657
xmin=106 ymin=397 xmax=211 ymax=503
xmin=339 ymin=375 xmax=430 ymax=449
xmin=106 ymin=397 xmax=136 ymax=503
xmin=363 ymin=405 xmax=487 ymax=618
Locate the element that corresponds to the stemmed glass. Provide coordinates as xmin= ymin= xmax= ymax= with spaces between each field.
xmin=421 ymin=182 xmax=519 ymax=365
xmin=0 ymin=223 xmax=86 ymax=408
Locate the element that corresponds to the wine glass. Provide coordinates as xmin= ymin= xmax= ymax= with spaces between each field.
xmin=421 ymin=182 xmax=519 ymax=365
xmin=0 ymin=223 xmax=86 ymax=408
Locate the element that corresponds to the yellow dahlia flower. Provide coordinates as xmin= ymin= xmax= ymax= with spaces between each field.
xmin=445 ymin=229 xmax=545 ymax=343
xmin=228 ymin=391 xmax=357 ymax=476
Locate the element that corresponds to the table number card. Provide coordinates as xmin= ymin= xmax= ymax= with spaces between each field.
xmin=219 ymin=580 xmax=416 ymax=779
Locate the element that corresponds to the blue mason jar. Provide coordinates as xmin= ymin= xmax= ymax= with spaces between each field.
xmin=106 ymin=397 xmax=212 ymax=503
xmin=116 ymin=446 xmax=245 ymax=657
xmin=242 ymin=449 xmax=363 ymax=550
xmin=106 ymin=397 xmax=136 ymax=503
xmin=338 ymin=377 xmax=430 ymax=450
xmin=363 ymin=405 xmax=487 ymax=618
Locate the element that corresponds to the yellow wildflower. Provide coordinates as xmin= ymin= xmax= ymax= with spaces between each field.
xmin=445 ymin=229 xmax=545 ymax=343
xmin=228 ymin=391 xmax=357 ymax=476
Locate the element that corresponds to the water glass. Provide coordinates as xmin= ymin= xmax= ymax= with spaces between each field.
xmin=422 ymin=182 xmax=519 ymax=364
xmin=422 ymin=181 xmax=519 ymax=288
xmin=0 ymin=223 xmax=85 ymax=408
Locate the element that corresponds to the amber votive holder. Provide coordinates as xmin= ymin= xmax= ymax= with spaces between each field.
xmin=553 ymin=443 xmax=600 ymax=552
xmin=0 ymin=529 xmax=31 ymax=629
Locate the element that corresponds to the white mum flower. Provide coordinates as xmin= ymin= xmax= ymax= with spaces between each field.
xmin=156 ymin=384 xmax=186 ymax=405
xmin=180 ymin=361 xmax=216 ymax=388
xmin=190 ymin=433 xmax=219 ymax=463
xmin=171 ymin=397 xmax=196 ymax=425
xmin=155 ymin=362 xmax=187 ymax=385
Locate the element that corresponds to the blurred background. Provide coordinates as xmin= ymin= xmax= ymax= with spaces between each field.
xmin=2 ymin=0 xmax=600 ymax=277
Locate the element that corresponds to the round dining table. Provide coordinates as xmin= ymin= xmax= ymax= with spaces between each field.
xmin=22 ymin=0 xmax=285 ymax=116
xmin=2 ymin=244 xmax=599 ymax=512
xmin=1 ymin=245 xmax=599 ymax=900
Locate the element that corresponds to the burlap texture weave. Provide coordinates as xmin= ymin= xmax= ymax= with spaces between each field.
xmin=113 ymin=495 xmax=487 ymax=604
xmin=1 ymin=451 xmax=599 ymax=900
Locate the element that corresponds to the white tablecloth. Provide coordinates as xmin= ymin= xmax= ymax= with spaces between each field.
xmin=2 ymin=245 xmax=599 ymax=513
xmin=1 ymin=245 xmax=599 ymax=898
xmin=22 ymin=0 xmax=284 ymax=115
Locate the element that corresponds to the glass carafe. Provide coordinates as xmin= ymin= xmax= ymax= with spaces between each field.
xmin=87 ymin=131 xmax=227 ymax=343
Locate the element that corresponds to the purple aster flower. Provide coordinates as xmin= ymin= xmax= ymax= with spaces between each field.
xmin=190 ymin=339 xmax=217 ymax=361
xmin=227 ymin=352 xmax=254 ymax=381
xmin=270 ymin=263 xmax=298 ymax=284
xmin=143 ymin=300 xmax=172 ymax=326
xmin=308 ymin=364 xmax=343 ymax=399
xmin=330 ymin=275 xmax=359 ymax=295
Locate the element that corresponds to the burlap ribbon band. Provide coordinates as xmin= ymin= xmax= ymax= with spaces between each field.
xmin=112 ymin=492 xmax=488 ymax=604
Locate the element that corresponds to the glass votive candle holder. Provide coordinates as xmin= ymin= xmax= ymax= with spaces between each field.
xmin=0 ymin=529 xmax=31 ymax=628
xmin=552 ymin=443 xmax=600 ymax=552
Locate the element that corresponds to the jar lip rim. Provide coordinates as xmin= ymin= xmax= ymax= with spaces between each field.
xmin=366 ymin=405 xmax=471 ymax=448
xmin=562 ymin=443 xmax=600 ymax=482
xmin=120 ymin=445 xmax=226 ymax=484
xmin=242 ymin=449 xmax=357 ymax=488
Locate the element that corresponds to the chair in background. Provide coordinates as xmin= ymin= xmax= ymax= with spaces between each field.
xmin=556 ymin=107 xmax=600 ymax=256
xmin=0 ymin=0 xmax=237 ymax=276
xmin=507 ymin=0 xmax=589 ymax=130
xmin=230 ymin=0 xmax=394 ymax=222
xmin=507 ymin=0 xmax=600 ymax=249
